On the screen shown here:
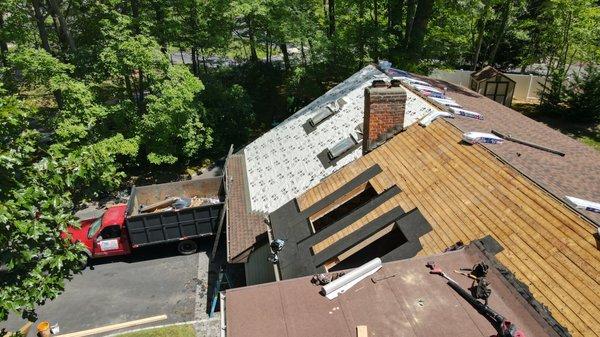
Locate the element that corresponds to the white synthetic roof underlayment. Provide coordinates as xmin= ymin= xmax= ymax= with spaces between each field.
xmin=242 ymin=65 xmax=440 ymax=214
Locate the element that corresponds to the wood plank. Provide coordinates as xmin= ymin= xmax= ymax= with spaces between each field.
xmin=356 ymin=325 xmax=368 ymax=337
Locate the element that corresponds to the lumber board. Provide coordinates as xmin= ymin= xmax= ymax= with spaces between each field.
xmin=57 ymin=315 xmax=168 ymax=337
xmin=356 ymin=325 xmax=368 ymax=337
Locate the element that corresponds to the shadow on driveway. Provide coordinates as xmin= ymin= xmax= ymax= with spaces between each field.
xmin=2 ymin=239 xmax=213 ymax=336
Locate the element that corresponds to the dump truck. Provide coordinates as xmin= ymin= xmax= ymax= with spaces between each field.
xmin=67 ymin=177 xmax=224 ymax=259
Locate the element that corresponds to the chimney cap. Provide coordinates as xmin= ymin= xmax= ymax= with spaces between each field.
xmin=371 ymin=79 xmax=388 ymax=88
xmin=390 ymin=79 xmax=402 ymax=87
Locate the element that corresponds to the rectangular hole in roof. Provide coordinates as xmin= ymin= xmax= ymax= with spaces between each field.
xmin=311 ymin=183 xmax=377 ymax=233
xmin=328 ymin=224 xmax=407 ymax=272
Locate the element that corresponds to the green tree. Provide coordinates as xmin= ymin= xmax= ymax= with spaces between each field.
xmin=142 ymin=66 xmax=212 ymax=165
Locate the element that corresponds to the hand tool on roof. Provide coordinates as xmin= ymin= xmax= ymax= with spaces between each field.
xmin=491 ymin=130 xmax=565 ymax=157
xmin=426 ymin=261 xmax=525 ymax=337
xmin=454 ymin=270 xmax=478 ymax=280
xmin=371 ymin=274 xmax=396 ymax=283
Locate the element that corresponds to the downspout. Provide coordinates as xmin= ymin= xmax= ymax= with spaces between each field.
xmin=220 ymin=292 xmax=226 ymax=337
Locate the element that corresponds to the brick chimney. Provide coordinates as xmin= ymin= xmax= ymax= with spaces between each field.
xmin=363 ymin=79 xmax=406 ymax=154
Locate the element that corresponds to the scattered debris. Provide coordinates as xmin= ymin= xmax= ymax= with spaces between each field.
xmin=470 ymin=277 xmax=492 ymax=306
xmin=471 ymin=262 xmax=490 ymax=278
xmin=462 ymin=132 xmax=504 ymax=145
xmin=139 ymin=197 xmax=177 ymax=213
xmin=311 ymin=272 xmax=345 ymax=286
xmin=444 ymin=241 xmax=465 ymax=252
xmin=491 ymin=130 xmax=565 ymax=156
xmin=371 ymin=274 xmax=396 ymax=283
xmin=140 ymin=196 xmax=220 ymax=214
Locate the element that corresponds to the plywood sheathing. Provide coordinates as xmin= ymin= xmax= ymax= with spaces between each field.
xmin=296 ymin=120 xmax=600 ymax=336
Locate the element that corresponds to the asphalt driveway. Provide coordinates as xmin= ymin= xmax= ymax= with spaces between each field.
xmin=2 ymin=239 xmax=213 ymax=336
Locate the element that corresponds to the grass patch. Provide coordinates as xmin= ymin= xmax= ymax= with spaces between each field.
xmin=115 ymin=324 xmax=195 ymax=337
xmin=512 ymin=103 xmax=600 ymax=151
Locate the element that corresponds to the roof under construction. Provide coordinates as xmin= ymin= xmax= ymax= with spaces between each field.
xmin=270 ymin=118 xmax=600 ymax=336
xmin=223 ymin=243 xmax=561 ymax=337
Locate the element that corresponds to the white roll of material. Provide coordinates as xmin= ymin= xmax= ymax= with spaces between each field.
xmin=321 ymin=258 xmax=382 ymax=300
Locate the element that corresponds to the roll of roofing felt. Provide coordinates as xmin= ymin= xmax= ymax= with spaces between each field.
xmin=565 ymin=196 xmax=600 ymax=213
xmin=419 ymin=111 xmax=453 ymax=127
xmin=413 ymin=84 xmax=443 ymax=93
xmin=450 ymin=107 xmax=484 ymax=120
xmin=321 ymin=258 xmax=382 ymax=300
xmin=462 ymin=132 xmax=504 ymax=144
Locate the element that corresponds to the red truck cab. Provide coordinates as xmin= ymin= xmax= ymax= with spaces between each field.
xmin=68 ymin=204 xmax=131 ymax=258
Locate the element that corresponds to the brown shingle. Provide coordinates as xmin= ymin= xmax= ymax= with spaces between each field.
xmin=226 ymin=153 xmax=268 ymax=262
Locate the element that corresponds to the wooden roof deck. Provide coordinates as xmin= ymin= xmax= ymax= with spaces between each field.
xmin=296 ymin=120 xmax=600 ymax=336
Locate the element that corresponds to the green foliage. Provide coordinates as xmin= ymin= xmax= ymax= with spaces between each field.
xmin=567 ymin=66 xmax=600 ymax=122
xmin=142 ymin=65 xmax=211 ymax=164
xmin=9 ymin=48 xmax=73 ymax=87
xmin=0 ymin=91 xmax=84 ymax=321
xmin=202 ymin=82 xmax=254 ymax=153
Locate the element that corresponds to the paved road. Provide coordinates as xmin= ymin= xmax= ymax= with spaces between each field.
xmin=2 ymin=239 xmax=214 ymax=336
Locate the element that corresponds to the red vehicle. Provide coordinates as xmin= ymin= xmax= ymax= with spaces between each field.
xmin=67 ymin=177 xmax=224 ymax=259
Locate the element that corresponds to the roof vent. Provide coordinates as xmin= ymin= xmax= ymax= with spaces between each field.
xmin=328 ymin=136 xmax=358 ymax=159
xmin=310 ymin=106 xmax=335 ymax=126
xmin=309 ymin=99 xmax=345 ymax=127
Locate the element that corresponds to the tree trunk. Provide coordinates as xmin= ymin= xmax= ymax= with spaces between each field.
xmin=300 ymin=40 xmax=307 ymax=66
xmin=191 ymin=47 xmax=198 ymax=76
xmin=388 ymin=0 xmax=404 ymax=60
xmin=407 ymin=0 xmax=434 ymax=61
xmin=246 ymin=17 xmax=258 ymax=63
xmin=153 ymin=2 xmax=168 ymax=53
xmin=201 ymin=50 xmax=208 ymax=74
xmin=124 ymin=75 xmax=135 ymax=103
xmin=388 ymin=0 xmax=404 ymax=36
xmin=31 ymin=0 xmax=52 ymax=53
xmin=46 ymin=0 xmax=76 ymax=51
xmin=0 ymin=12 xmax=9 ymax=66
xmin=357 ymin=0 xmax=366 ymax=66
xmin=280 ymin=43 xmax=290 ymax=71
xmin=372 ymin=0 xmax=379 ymax=61
xmin=137 ymin=69 xmax=145 ymax=113
xmin=328 ymin=0 xmax=336 ymax=38
xmin=404 ymin=0 xmax=416 ymax=47
xmin=488 ymin=1 xmax=510 ymax=65
xmin=472 ymin=0 xmax=490 ymax=70
xmin=130 ymin=0 xmax=140 ymax=34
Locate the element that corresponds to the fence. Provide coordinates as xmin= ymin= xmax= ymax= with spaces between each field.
xmin=429 ymin=69 xmax=544 ymax=103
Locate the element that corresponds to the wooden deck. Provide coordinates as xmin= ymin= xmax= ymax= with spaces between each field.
xmin=296 ymin=120 xmax=600 ymax=336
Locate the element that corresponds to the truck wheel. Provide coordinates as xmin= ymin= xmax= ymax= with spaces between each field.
xmin=177 ymin=240 xmax=198 ymax=255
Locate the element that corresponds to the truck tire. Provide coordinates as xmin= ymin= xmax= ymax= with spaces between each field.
xmin=177 ymin=240 xmax=198 ymax=255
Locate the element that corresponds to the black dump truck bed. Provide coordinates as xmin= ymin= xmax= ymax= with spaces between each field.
xmin=126 ymin=177 xmax=224 ymax=247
